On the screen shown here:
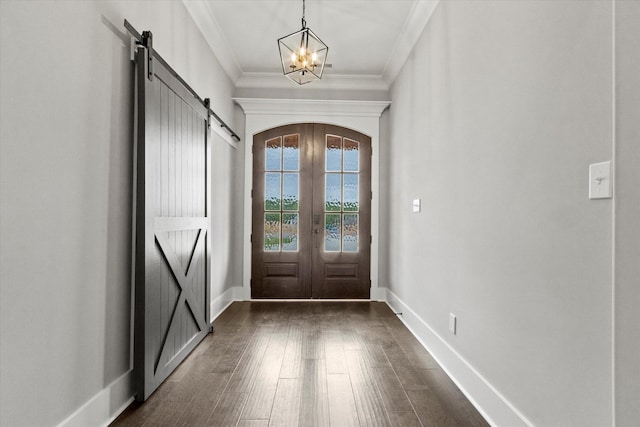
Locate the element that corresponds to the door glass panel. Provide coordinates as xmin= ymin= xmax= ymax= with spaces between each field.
xmin=326 ymin=136 xmax=342 ymax=172
xmin=265 ymin=173 xmax=281 ymax=211
xmin=343 ymin=139 xmax=359 ymax=172
xmin=265 ymin=137 xmax=282 ymax=171
xmin=265 ymin=213 xmax=281 ymax=251
xmin=324 ymin=135 xmax=361 ymax=252
xmin=325 ymin=213 xmax=341 ymax=252
xmin=343 ymin=214 xmax=359 ymax=252
xmin=283 ymin=134 xmax=300 ymax=171
xmin=282 ymin=173 xmax=299 ymax=211
xmin=343 ymin=174 xmax=359 ymax=212
xmin=325 ymin=173 xmax=341 ymax=212
xmin=282 ymin=213 xmax=299 ymax=251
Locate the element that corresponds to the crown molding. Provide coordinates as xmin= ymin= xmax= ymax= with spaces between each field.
xmin=235 ymin=72 xmax=389 ymax=92
xmin=383 ymin=0 xmax=440 ymax=85
xmin=234 ymin=98 xmax=390 ymax=117
xmin=183 ymin=0 xmax=243 ymax=83
xmin=185 ymin=0 xmax=439 ymax=90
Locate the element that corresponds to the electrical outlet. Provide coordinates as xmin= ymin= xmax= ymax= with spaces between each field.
xmin=449 ymin=313 xmax=457 ymax=335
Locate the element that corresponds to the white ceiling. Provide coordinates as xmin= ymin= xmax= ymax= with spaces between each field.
xmin=184 ymin=0 xmax=439 ymax=90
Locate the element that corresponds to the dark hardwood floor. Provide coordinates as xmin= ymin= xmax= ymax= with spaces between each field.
xmin=112 ymin=301 xmax=488 ymax=426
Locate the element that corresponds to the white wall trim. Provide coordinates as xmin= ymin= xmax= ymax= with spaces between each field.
xmin=383 ymin=288 xmax=534 ymax=427
xmin=382 ymin=0 xmax=440 ymax=85
xmin=234 ymin=98 xmax=390 ymax=118
xmin=236 ymin=98 xmax=389 ymax=302
xmin=210 ymin=285 xmax=243 ymax=322
xmin=58 ymin=286 xmax=242 ymax=427
xmin=182 ymin=0 xmax=243 ymax=83
xmin=56 ymin=371 xmax=133 ymax=427
xmin=236 ymin=72 xmax=389 ymax=92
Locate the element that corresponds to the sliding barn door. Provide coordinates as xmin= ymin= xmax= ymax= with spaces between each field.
xmin=134 ymin=44 xmax=211 ymax=401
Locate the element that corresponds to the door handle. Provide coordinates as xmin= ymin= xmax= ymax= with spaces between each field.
xmin=314 ymin=228 xmax=320 ymax=248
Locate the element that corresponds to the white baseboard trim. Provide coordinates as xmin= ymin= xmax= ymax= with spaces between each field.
xmin=56 ymin=370 xmax=134 ymax=427
xmin=59 ymin=286 xmax=243 ymax=427
xmin=371 ymin=286 xmax=388 ymax=301
xmin=383 ymin=288 xmax=534 ymax=427
xmin=211 ymin=285 xmax=243 ymax=322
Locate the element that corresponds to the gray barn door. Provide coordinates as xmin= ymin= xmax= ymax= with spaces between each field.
xmin=133 ymin=41 xmax=211 ymax=401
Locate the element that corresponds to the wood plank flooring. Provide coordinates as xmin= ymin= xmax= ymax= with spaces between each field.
xmin=112 ymin=302 xmax=488 ymax=427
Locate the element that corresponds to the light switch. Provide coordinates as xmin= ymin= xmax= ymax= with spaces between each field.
xmin=412 ymin=199 xmax=421 ymax=213
xmin=589 ymin=161 xmax=612 ymax=199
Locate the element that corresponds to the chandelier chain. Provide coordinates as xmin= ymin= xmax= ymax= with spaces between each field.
xmin=302 ymin=0 xmax=306 ymax=28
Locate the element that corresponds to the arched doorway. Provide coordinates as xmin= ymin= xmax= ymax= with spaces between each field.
xmin=251 ymin=123 xmax=371 ymax=298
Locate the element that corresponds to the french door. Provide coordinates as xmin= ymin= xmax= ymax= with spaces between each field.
xmin=251 ymin=123 xmax=371 ymax=299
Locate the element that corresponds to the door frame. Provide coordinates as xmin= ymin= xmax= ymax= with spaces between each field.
xmin=235 ymin=98 xmax=390 ymax=301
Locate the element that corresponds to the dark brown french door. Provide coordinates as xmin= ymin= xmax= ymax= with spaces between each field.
xmin=251 ymin=123 xmax=371 ymax=299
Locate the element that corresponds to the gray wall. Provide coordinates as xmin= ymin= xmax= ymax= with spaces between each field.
xmin=387 ymin=1 xmax=615 ymax=425
xmin=0 ymin=1 xmax=239 ymax=426
xmin=614 ymin=1 xmax=640 ymax=425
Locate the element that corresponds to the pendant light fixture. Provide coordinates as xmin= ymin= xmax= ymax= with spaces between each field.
xmin=277 ymin=0 xmax=328 ymax=85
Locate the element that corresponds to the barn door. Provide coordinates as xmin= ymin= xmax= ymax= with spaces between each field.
xmin=133 ymin=38 xmax=211 ymax=401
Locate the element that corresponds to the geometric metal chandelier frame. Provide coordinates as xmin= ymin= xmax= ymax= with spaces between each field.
xmin=277 ymin=0 xmax=328 ymax=85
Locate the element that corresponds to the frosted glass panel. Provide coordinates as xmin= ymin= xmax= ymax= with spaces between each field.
xmin=343 ymin=174 xmax=359 ymax=212
xmin=343 ymin=214 xmax=358 ymax=252
xmin=264 ymin=213 xmax=281 ymax=251
xmin=283 ymin=134 xmax=300 ymax=171
xmin=282 ymin=173 xmax=299 ymax=211
xmin=265 ymin=137 xmax=282 ymax=171
xmin=325 ymin=173 xmax=341 ymax=212
xmin=325 ymin=214 xmax=341 ymax=252
xmin=326 ymin=136 xmax=342 ymax=172
xmin=343 ymin=139 xmax=359 ymax=172
xmin=265 ymin=173 xmax=281 ymax=211
xmin=282 ymin=213 xmax=298 ymax=251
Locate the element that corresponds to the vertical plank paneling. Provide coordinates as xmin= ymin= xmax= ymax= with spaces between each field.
xmin=135 ymin=46 xmax=210 ymax=401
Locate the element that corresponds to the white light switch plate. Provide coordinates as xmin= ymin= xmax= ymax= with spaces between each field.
xmin=412 ymin=199 xmax=421 ymax=213
xmin=449 ymin=313 xmax=456 ymax=334
xmin=589 ymin=161 xmax=612 ymax=199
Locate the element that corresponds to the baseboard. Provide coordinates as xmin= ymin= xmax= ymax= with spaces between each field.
xmin=210 ymin=285 xmax=243 ymax=322
xmin=371 ymin=286 xmax=388 ymax=301
xmin=56 ymin=370 xmax=134 ymax=427
xmin=384 ymin=288 xmax=534 ymax=427
xmin=58 ymin=286 xmax=243 ymax=427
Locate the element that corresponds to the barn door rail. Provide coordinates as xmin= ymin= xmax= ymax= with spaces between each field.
xmin=124 ymin=19 xmax=241 ymax=142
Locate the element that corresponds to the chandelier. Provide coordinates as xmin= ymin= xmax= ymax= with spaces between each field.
xmin=277 ymin=0 xmax=328 ymax=85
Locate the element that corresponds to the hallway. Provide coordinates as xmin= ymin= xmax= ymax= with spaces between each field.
xmin=113 ymin=302 xmax=487 ymax=426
